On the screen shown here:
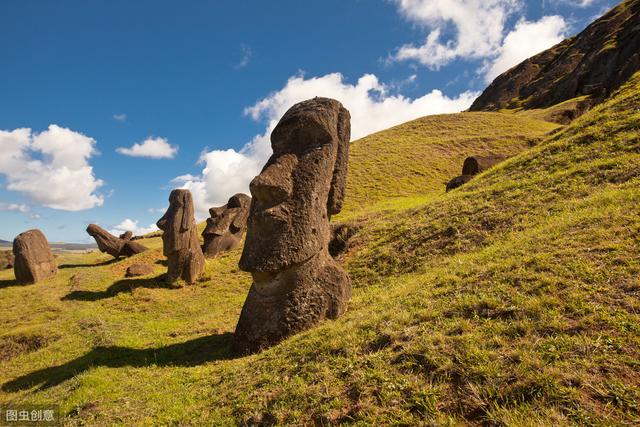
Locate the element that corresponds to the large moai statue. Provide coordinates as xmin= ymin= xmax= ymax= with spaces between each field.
xmin=13 ymin=229 xmax=57 ymax=284
xmin=156 ymin=189 xmax=205 ymax=284
xmin=86 ymin=224 xmax=148 ymax=258
xmin=202 ymin=193 xmax=251 ymax=258
xmin=234 ymin=97 xmax=352 ymax=354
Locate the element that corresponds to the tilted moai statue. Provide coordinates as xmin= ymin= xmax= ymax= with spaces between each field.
xmin=86 ymin=224 xmax=148 ymax=258
xmin=234 ymin=97 xmax=352 ymax=354
xmin=13 ymin=229 xmax=57 ymax=284
xmin=156 ymin=189 xmax=205 ymax=284
xmin=202 ymin=193 xmax=251 ymax=258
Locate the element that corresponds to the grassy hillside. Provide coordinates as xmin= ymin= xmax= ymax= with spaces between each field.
xmin=341 ymin=112 xmax=557 ymax=216
xmin=1 ymin=72 xmax=639 ymax=425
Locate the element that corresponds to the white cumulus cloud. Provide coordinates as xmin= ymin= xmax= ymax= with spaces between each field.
xmin=113 ymin=113 xmax=127 ymax=122
xmin=116 ymin=137 xmax=178 ymax=159
xmin=0 ymin=125 xmax=104 ymax=211
xmin=108 ymin=218 xmax=159 ymax=237
xmin=0 ymin=202 xmax=30 ymax=213
xmin=391 ymin=0 xmax=522 ymax=69
xmin=174 ymin=72 xmax=478 ymax=219
xmin=483 ymin=15 xmax=568 ymax=82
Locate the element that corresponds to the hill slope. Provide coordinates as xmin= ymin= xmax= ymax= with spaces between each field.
xmin=0 ymin=74 xmax=639 ymax=425
xmin=342 ymin=112 xmax=557 ymax=216
xmin=470 ymin=0 xmax=640 ymax=118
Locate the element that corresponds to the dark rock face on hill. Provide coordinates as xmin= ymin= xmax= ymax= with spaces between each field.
xmin=470 ymin=0 xmax=640 ymax=117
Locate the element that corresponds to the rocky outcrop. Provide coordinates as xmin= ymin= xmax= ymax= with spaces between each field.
xmin=470 ymin=0 xmax=640 ymax=119
xmin=234 ymin=97 xmax=352 ymax=355
xmin=12 ymin=229 xmax=57 ymax=284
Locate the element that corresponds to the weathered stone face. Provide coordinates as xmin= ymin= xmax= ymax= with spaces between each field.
xmin=86 ymin=224 xmax=147 ymax=259
xmin=234 ymin=97 xmax=352 ymax=354
xmin=239 ymin=97 xmax=351 ymax=273
xmin=13 ymin=229 xmax=57 ymax=284
xmin=202 ymin=193 xmax=250 ymax=258
xmin=156 ymin=189 xmax=205 ymax=284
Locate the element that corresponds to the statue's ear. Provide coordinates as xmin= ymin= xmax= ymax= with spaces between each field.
xmin=181 ymin=192 xmax=194 ymax=232
xmin=232 ymin=207 xmax=250 ymax=231
xmin=327 ymin=106 xmax=351 ymax=216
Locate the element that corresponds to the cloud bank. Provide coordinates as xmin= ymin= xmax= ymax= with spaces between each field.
xmin=0 ymin=125 xmax=104 ymax=211
xmin=391 ymin=0 xmax=568 ymax=83
xmin=175 ymin=72 xmax=477 ymax=218
xmin=483 ymin=15 xmax=568 ymax=82
xmin=109 ymin=218 xmax=159 ymax=237
xmin=117 ymin=137 xmax=178 ymax=159
xmin=0 ymin=202 xmax=29 ymax=213
xmin=391 ymin=0 xmax=521 ymax=69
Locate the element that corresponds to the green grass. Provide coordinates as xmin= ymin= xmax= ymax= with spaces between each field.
xmin=341 ymin=112 xmax=558 ymax=215
xmin=0 ymin=72 xmax=639 ymax=425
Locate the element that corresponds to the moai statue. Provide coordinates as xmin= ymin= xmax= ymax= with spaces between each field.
xmin=86 ymin=224 xmax=148 ymax=258
xmin=234 ymin=97 xmax=352 ymax=354
xmin=202 ymin=193 xmax=251 ymax=258
xmin=13 ymin=229 xmax=57 ymax=284
xmin=156 ymin=189 xmax=205 ymax=284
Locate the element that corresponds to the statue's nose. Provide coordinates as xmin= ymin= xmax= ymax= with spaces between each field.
xmin=249 ymin=154 xmax=297 ymax=206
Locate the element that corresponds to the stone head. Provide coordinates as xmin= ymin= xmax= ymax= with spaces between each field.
xmin=239 ymin=97 xmax=350 ymax=273
xmin=157 ymin=189 xmax=196 ymax=254
xmin=204 ymin=193 xmax=251 ymax=237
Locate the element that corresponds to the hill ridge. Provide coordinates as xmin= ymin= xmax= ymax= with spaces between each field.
xmin=470 ymin=0 xmax=640 ymax=118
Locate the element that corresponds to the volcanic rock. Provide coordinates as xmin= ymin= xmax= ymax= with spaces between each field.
xmin=156 ymin=189 xmax=205 ymax=284
xmin=202 ymin=193 xmax=251 ymax=258
xmin=13 ymin=229 xmax=57 ymax=284
xmin=234 ymin=97 xmax=352 ymax=354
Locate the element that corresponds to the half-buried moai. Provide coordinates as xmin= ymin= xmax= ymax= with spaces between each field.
xmin=202 ymin=193 xmax=251 ymax=258
xmin=446 ymin=155 xmax=507 ymax=192
xmin=86 ymin=224 xmax=148 ymax=258
xmin=234 ymin=97 xmax=352 ymax=354
xmin=13 ymin=229 xmax=57 ymax=284
xmin=156 ymin=189 xmax=205 ymax=284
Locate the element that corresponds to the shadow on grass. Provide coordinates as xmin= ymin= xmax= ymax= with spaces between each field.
xmin=0 ymin=279 xmax=23 ymax=289
xmin=59 ymin=258 xmax=119 ymax=269
xmin=62 ymin=276 xmax=178 ymax=301
xmin=2 ymin=333 xmax=236 ymax=392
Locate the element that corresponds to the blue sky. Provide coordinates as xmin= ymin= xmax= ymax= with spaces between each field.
xmin=0 ymin=0 xmax=617 ymax=242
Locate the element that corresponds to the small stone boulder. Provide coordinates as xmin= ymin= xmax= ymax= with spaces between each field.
xmin=13 ymin=229 xmax=57 ymax=284
xmin=125 ymin=263 xmax=154 ymax=277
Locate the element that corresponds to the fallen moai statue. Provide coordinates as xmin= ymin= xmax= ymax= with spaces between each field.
xmin=86 ymin=224 xmax=148 ymax=258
